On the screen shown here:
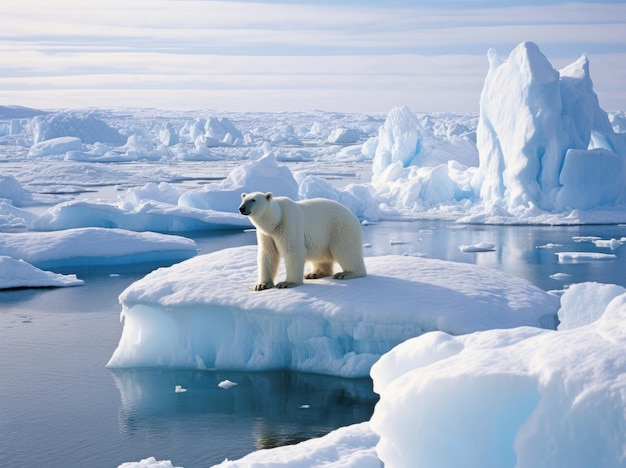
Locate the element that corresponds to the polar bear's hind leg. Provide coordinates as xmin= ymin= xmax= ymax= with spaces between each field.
xmin=305 ymin=261 xmax=334 ymax=279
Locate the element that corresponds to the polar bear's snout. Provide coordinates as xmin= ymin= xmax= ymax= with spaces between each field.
xmin=239 ymin=200 xmax=252 ymax=216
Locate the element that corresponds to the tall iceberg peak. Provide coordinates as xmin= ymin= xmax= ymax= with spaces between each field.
xmin=475 ymin=41 xmax=564 ymax=210
xmin=474 ymin=41 xmax=626 ymax=212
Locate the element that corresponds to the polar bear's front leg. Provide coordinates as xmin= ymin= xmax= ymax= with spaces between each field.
xmin=275 ymin=239 xmax=306 ymax=289
xmin=254 ymin=233 xmax=279 ymax=291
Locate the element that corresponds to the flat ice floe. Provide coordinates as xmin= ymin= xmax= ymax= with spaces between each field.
xmin=555 ymin=251 xmax=617 ymax=263
xmin=107 ymin=246 xmax=558 ymax=377
xmin=0 ymin=227 xmax=197 ymax=270
xmin=0 ymin=255 xmax=83 ymax=289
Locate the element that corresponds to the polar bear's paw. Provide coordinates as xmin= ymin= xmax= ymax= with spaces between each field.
xmin=253 ymin=282 xmax=274 ymax=291
xmin=305 ymin=272 xmax=329 ymax=280
xmin=276 ymin=281 xmax=299 ymax=289
xmin=333 ymin=271 xmax=362 ymax=280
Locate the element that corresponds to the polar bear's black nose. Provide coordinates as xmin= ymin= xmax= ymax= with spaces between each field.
xmin=239 ymin=205 xmax=247 ymax=215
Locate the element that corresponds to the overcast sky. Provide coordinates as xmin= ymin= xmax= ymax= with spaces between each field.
xmin=1 ymin=0 xmax=624 ymax=113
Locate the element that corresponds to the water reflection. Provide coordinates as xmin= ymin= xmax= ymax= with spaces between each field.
xmin=110 ymin=368 xmax=378 ymax=451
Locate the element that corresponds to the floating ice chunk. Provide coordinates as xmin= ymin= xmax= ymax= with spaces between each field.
xmin=28 ymin=136 xmax=82 ymax=157
xmin=0 ymin=176 xmax=37 ymax=208
xmin=593 ymin=238 xmax=621 ymax=250
xmin=370 ymin=283 xmax=626 ymax=468
xmin=0 ymin=256 xmax=83 ymax=289
xmin=218 ymin=380 xmax=238 ymax=390
xmin=389 ymin=240 xmax=409 ymax=245
xmin=459 ymin=242 xmax=495 ymax=252
xmin=0 ymin=227 xmax=197 ymax=269
xmin=107 ymin=246 xmax=557 ymax=377
xmin=549 ymin=272 xmax=573 ymax=281
xmin=33 ymin=199 xmax=249 ymax=232
xmin=118 ymin=457 xmax=181 ymax=468
xmin=556 ymin=252 xmax=617 ymax=263
xmin=299 ymin=404 xmax=310 ymax=409
xmin=572 ymin=236 xmax=602 ymax=242
xmin=174 ymin=385 xmax=187 ymax=393
xmin=327 ymin=127 xmax=362 ymax=144
xmin=536 ymin=243 xmax=562 ymax=249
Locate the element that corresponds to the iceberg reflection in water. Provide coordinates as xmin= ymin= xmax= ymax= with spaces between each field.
xmin=111 ymin=368 xmax=377 ymax=457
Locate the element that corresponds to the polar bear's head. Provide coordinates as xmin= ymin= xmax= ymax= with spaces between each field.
xmin=239 ymin=192 xmax=273 ymax=217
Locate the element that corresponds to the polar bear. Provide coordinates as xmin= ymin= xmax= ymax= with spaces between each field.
xmin=239 ymin=192 xmax=367 ymax=290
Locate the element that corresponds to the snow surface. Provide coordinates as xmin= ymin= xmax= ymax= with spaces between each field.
xmin=0 ymin=228 xmax=196 ymax=270
xmin=107 ymin=245 xmax=557 ymax=377
xmin=0 ymin=256 xmax=83 ymax=289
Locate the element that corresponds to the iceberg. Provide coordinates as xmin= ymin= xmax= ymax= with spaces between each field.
xmin=0 ymin=255 xmax=83 ymax=289
xmin=474 ymin=41 xmax=626 ymax=213
xmin=179 ymin=153 xmax=299 ymax=212
xmin=31 ymin=110 xmax=127 ymax=146
xmin=107 ymin=245 xmax=558 ymax=377
xmin=369 ymin=282 xmax=626 ymax=468
xmin=0 ymin=227 xmax=197 ymax=270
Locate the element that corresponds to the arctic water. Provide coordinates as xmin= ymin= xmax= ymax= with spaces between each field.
xmin=1 ymin=220 xmax=625 ymax=468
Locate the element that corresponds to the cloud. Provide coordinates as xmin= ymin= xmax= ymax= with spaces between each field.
xmin=0 ymin=0 xmax=624 ymax=112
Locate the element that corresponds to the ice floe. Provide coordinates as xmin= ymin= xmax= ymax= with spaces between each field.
xmin=107 ymin=245 xmax=558 ymax=377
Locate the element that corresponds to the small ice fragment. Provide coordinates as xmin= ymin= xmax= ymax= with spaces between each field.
xmin=174 ymin=385 xmax=187 ymax=393
xmin=218 ymin=380 xmax=238 ymax=389
xmin=299 ymin=404 xmax=310 ymax=409
xmin=536 ymin=243 xmax=562 ymax=249
xmin=572 ymin=236 xmax=601 ymax=243
xmin=390 ymin=240 xmax=409 ymax=245
xmin=549 ymin=272 xmax=573 ymax=281
xmin=459 ymin=242 xmax=495 ymax=253
xmin=363 ymin=243 xmax=372 ymax=248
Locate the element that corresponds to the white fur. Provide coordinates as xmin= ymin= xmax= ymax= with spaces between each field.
xmin=239 ymin=192 xmax=367 ymax=290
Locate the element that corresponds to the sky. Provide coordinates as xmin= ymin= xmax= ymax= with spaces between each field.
xmin=0 ymin=0 xmax=625 ymax=114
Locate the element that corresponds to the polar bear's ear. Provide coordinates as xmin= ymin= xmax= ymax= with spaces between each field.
xmin=265 ymin=192 xmax=273 ymax=201
xmin=241 ymin=192 xmax=247 ymax=199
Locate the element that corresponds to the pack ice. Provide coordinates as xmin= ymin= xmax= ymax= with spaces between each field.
xmin=107 ymin=246 xmax=558 ymax=377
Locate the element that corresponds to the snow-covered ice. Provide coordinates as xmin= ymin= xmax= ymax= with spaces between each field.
xmin=0 ymin=227 xmax=197 ymax=270
xmin=0 ymin=255 xmax=83 ymax=289
xmin=1 ymin=38 xmax=626 ymax=467
xmin=369 ymin=282 xmax=626 ymax=468
xmin=107 ymin=245 xmax=558 ymax=377
xmin=458 ymin=241 xmax=495 ymax=252
xmin=217 ymin=380 xmax=238 ymax=390
xmin=555 ymin=251 xmax=617 ymax=264
xmin=214 ymin=422 xmax=380 ymax=468
xmin=118 ymin=458 xmax=181 ymax=468
xmin=203 ymin=282 xmax=626 ymax=467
